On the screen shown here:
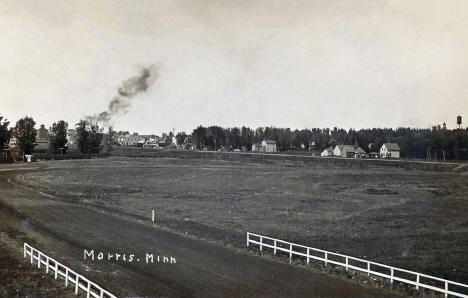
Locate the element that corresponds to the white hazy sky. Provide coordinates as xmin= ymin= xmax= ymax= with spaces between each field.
xmin=1 ymin=0 xmax=467 ymax=134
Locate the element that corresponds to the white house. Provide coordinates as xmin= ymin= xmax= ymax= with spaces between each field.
xmin=380 ymin=143 xmax=400 ymax=158
xmin=333 ymin=145 xmax=345 ymax=156
xmin=252 ymin=140 xmax=278 ymax=152
xmin=262 ymin=140 xmax=277 ymax=152
xmin=321 ymin=148 xmax=334 ymax=157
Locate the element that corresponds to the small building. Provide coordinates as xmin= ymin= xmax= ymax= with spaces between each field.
xmin=251 ymin=143 xmax=262 ymax=152
xmin=380 ymin=143 xmax=400 ymax=159
xmin=321 ymin=148 xmax=334 ymax=157
xmin=369 ymin=152 xmax=379 ymax=158
xmin=334 ymin=144 xmax=366 ymax=158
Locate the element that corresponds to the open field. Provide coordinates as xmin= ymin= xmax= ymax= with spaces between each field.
xmin=17 ymin=155 xmax=468 ymax=286
xmin=0 ymin=166 xmax=404 ymax=297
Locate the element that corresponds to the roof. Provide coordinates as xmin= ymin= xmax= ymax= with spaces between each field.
xmin=335 ymin=145 xmax=345 ymax=150
xmin=382 ymin=143 xmax=400 ymax=151
xmin=342 ymin=145 xmax=365 ymax=153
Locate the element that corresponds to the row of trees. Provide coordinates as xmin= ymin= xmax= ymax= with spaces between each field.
xmin=187 ymin=125 xmax=468 ymax=160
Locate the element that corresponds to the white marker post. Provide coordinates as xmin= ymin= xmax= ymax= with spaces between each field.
xmin=152 ymin=210 xmax=155 ymax=223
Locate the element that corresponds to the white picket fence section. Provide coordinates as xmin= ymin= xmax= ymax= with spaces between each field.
xmin=23 ymin=243 xmax=117 ymax=298
xmin=247 ymin=232 xmax=468 ymax=298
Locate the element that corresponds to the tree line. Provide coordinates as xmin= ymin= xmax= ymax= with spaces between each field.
xmin=1 ymin=114 xmax=467 ymax=160
xmin=185 ymin=125 xmax=468 ymax=160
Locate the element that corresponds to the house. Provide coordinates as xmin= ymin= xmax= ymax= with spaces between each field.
xmin=321 ymin=148 xmax=334 ymax=157
xmin=35 ymin=124 xmax=50 ymax=152
xmin=251 ymin=140 xmax=278 ymax=153
xmin=380 ymin=143 xmax=400 ymax=158
xmin=8 ymin=128 xmax=18 ymax=148
xmin=334 ymin=144 xmax=366 ymax=158
xmin=262 ymin=140 xmax=277 ymax=152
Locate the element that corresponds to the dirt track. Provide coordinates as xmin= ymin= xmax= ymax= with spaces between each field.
xmin=0 ymin=165 xmax=402 ymax=297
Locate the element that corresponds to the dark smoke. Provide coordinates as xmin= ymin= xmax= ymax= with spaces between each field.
xmin=86 ymin=66 xmax=157 ymax=124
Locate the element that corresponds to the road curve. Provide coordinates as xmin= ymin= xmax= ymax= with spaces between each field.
xmin=0 ymin=166 xmax=402 ymax=297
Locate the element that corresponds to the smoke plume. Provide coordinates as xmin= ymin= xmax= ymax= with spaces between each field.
xmin=86 ymin=66 xmax=157 ymax=124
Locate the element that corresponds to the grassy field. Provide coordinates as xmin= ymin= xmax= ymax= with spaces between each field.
xmin=19 ymin=156 xmax=468 ymax=284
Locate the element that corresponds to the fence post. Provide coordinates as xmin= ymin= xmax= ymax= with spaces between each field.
xmin=87 ymin=281 xmax=91 ymax=298
xmin=260 ymin=237 xmax=263 ymax=251
xmin=100 ymin=290 xmax=104 ymax=298
xmin=75 ymin=275 xmax=79 ymax=295
xmin=367 ymin=262 xmax=370 ymax=275
xmin=390 ymin=268 xmax=394 ymax=283
xmin=65 ymin=268 xmax=69 ymax=287
xmin=37 ymin=252 xmax=41 ymax=269
xmin=307 ymin=248 xmax=310 ymax=264
xmin=54 ymin=262 xmax=58 ymax=279
xmin=46 ymin=256 xmax=49 ymax=273
xmin=30 ymin=248 xmax=33 ymax=264
xmin=246 ymin=233 xmax=249 ymax=247
xmin=345 ymin=257 xmax=348 ymax=271
xmin=325 ymin=252 xmax=327 ymax=266
xmin=289 ymin=243 xmax=293 ymax=260
xmin=445 ymin=282 xmax=448 ymax=298
xmin=24 ymin=243 xmax=26 ymax=258
xmin=416 ymin=274 xmax=419 ymax=290
xmin=274 ymin=240 xmax=277 ymax=255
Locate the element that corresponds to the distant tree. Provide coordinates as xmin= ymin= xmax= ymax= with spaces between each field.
xmin=0 ymin=115 xmax=10 ymax=149
xmin=76 ymin=120 xmax=103 ymax=154
xmin=176 ymin=132 xmax=188 ymax=145
xmin=49 ymin=120 xmax=68 ymax=153
xmin=15 ymin=116 xmax=37 ymax=154
xmin=191 ymin=126 xmax=207 ymax=149
xmin=208 ymin=126 xmax=225 ymax=150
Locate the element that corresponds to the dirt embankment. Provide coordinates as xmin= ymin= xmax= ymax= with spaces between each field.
xmin=0 ymin=204 xmax=77 ymax=297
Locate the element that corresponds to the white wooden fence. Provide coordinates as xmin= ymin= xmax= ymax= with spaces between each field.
xmin=247 ymin=232 xmax=468 ymax=298
xmin=23 ymin=243 xmax=117 ymax=298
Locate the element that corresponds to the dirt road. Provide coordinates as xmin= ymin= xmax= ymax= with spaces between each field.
xmin=0 ymin=166 xmax=401 ymax=297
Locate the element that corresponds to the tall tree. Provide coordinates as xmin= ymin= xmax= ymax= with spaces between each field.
xmin=15 ymin=116 xmax=37 ymax=154
xmin=176 ymin=132 xmax=188 ymax=145
xmin=49 ymin=120 xmax=68 ymax=153
xmin=76 ymin=120 xmax=103 ymax=154
xmin=0 ymin=115 xmax=10 ymax=149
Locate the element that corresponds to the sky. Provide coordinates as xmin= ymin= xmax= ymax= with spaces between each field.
xmin=1 ymin=0 xmax=467 ymax=134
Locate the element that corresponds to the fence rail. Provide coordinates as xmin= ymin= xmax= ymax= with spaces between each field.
xmin=23 ymin=243 xmax=116 ymax=298
xmin=247 ymin=232 xmax=468 ymax=298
